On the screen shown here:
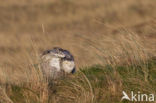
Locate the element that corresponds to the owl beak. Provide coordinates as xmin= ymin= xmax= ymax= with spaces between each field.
xmin=71 ymin=67 xmax=76 ymax=74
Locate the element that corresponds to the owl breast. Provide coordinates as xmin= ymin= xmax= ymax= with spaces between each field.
xmin=49 ymin=57 xmax=61 ymax=71
xmin=41 ymin=57 xmax=63 ymax=80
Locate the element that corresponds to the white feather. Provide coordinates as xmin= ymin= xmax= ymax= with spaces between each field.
xmin=62 ymin=60 xmax=75 ymax=73
xmin=49 ymin=57 xmax=61 ymax=71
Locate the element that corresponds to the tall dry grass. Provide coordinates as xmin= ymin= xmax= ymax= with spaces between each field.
xmin=0 ymin=32 xmax=154 ymax=103
xmin=0 ymin=0 xmax=156 ymax=102
xmin=0 ymin=0 xmax=155 ymax=67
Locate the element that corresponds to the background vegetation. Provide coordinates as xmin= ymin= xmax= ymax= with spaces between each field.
xmin=0 ymin=0 xmax=156 ymax=103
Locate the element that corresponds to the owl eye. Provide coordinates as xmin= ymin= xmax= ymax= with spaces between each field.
xmin=42 ymin=50 xmax=51 ymax=55
xmin=63 ymin=55 xmax=73 ymax=61
xmin=47 ymin=50 xmax=51 ymax=53
xmin=66 ymin=55 xmax=70 ymax=58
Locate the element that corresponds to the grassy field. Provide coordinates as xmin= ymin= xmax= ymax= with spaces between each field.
xmin=0 ymin=0 xmax=156 ymax=103
xmin=1 ymin=58 xmax=156 ymax=103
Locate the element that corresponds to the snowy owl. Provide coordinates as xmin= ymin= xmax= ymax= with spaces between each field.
xmin=41 ymin=47 xmax=76 ymax=80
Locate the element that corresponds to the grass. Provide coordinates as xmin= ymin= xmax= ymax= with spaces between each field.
xmin=0 ymin=0 xmax=156 ymax=68
xmin=0 ymin=58 xmax=155 ymax=103
xmin=0 ymin=0 xmax=156 ymax=103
